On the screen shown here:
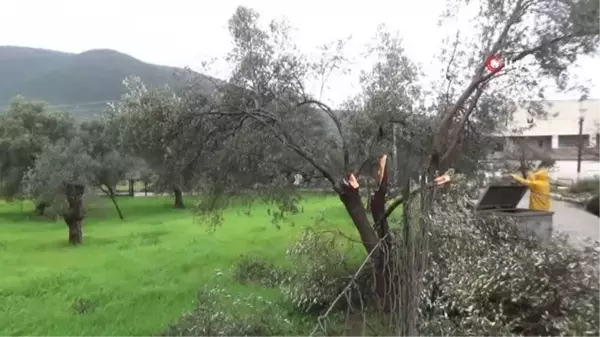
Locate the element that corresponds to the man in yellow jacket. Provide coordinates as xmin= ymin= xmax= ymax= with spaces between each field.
xmin=511 ymin=168 xmax=551 ymax=211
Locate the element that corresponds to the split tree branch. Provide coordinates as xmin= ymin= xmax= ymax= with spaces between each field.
xmin=299 ymin=99 xmax=350 ymax=173
xmin=433 ymin=0 xmax=526 ymax=167
xmin=440 ymin=86 xmax=486 ymax=164
xmin=355 ymin=124 xmax=388 ymax=179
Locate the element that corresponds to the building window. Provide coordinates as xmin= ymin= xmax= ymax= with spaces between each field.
xmin=538 ymin=139 xmax=544 ymax=148
xmin=558 ymin=134 xmax=590 ymax=148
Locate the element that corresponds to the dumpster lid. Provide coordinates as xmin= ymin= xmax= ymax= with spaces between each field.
xmin=473 ymin=185 xmax=528 ymax=210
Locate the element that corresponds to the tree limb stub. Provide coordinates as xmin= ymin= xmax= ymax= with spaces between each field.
xmin=343 ymin=173 xmax=359 ymax=190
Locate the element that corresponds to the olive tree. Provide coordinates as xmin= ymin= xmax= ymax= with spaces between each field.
xmin=22 ymin=137 xmax=96 ymax=245
xmin=80 ymin=119 xmax=132 ymax=219
xmin=130 ymin=158 xmax=155 ymax=196
xmin=0 ymin=97 xmax=75 ymax=214
xmin=193 ymin=2 xmax=599 ymax=334
xmin=195 ymin=8 xmax=448 ymax=320
xmin=109 ymin=77 xmax=201 ymax=208
xmin=432 ymin=0 xmax=599 ymax=173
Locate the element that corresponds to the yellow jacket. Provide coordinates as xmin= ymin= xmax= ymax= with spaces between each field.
xmin=511 ymin=169 xmax=551 ymax=211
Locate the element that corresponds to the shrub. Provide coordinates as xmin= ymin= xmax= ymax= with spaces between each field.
xmin=233 ymin=254 xmax=288 ymax=288
xmin=569 ymin=177 xmax=600 ymax=194
xmin=162 ymin=285 xmax=299 ymax=336
xmin=280 ymin=229 xmax=370 ymax=313
xmin=421 ymin=177 xmax=600 ymax=336
xmin=585 ymin=195 xmax=599 ymax=217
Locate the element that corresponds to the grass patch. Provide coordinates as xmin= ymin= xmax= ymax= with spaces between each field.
xmin=0 ymin=194 xmax=380 ymax=335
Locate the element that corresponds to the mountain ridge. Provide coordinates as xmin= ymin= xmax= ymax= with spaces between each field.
xmin=0 ymin=46 xmax=212 ymax=117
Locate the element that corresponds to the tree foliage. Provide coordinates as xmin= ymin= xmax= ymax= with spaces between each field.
xmin=0 ymin=97 xmax=75 ymax=201
xmin=79 ymin=119 xmax=132 ymax=219
xmin=109 ymin=77 xmax=217 ymax=208
xmin=22 ymin=137 xmax=95 ymax=215
xmin=422 ymin=176 xmax=599 ymax=336
xmin=433 ymin=0 xmax=599 ymax=171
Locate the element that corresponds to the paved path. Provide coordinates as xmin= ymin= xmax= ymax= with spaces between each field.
xmin=518 ymin=191 xmax=599 ymax=245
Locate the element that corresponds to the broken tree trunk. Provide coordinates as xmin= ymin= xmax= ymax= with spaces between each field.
xmin=63 ymin=183 xmax=85 ymax=245
xmin=369 ymin=155 xmax=397 ymax=312
xmin=338 ymin=154 xmax=397 ymax=312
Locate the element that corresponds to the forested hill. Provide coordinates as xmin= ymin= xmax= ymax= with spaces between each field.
xmin=0 ymin=46 xmax=212 ymax=118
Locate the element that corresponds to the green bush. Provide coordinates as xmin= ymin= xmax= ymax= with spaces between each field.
xmin=569 ymin=177 xmax=600 ymax=194
xmin=585 ymin=195 xmax=600 ymax=217
xmin=280 ymin=229 xmax=370 ymax=313
xmin=233 ymin=254 xmax=288 ymax=287
xmin=162 ymin=285 xmax=298 ymax=336
xmin=421 ymin=178 xmax=600 ymax=336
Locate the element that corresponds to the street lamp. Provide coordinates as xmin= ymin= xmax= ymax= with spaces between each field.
xmin=577 ymin=101 xmax=587 ymax=181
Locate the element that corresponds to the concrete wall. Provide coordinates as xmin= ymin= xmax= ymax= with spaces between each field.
xmin=518 ymin=135 xmax=553 ymax=151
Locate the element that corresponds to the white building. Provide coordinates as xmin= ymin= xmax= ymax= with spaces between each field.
xmin=493 ymin=99 xmax=600 ymax=182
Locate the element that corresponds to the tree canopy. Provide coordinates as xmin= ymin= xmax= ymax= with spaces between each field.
xmin=0 ymin=97 xmax=75 ymax=202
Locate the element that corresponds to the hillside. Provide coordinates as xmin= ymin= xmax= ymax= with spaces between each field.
xmin=0 ymin=46 xmax=213 ymax=118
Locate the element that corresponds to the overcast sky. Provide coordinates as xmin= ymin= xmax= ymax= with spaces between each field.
xmin=1 ymin=0 xmax=598 ymax=107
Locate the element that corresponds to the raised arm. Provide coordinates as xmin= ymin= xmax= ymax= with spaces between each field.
xmin=511 ymin=174 xmax=533 ymax=187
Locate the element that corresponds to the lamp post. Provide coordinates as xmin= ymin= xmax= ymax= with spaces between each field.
xmin=576 ymin=102 xmax=586 ymax=181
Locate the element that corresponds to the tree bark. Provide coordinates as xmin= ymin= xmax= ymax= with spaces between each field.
xmin=128 ymin=179 xmax=135 ymax=197
xmin=34 ymin=202 xmax=47 ymax=216
xmin=339 ymin=183 xmax=378 ymax=253
xmin=63 ymin=184 xmax=84 ymax=245
xmin=173 ymin=186 xmax=185 ymax=208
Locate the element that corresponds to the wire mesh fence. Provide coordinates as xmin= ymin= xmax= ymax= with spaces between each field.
xmin=309 ymin=178 xmax=437 ymax=336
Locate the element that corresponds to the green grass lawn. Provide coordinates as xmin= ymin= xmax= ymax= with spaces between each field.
xmin=0 ymin=194 xmax=362 ymax=336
